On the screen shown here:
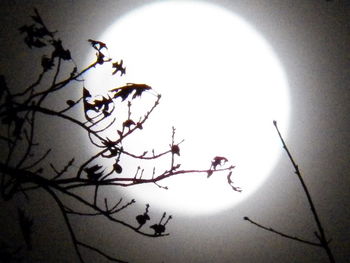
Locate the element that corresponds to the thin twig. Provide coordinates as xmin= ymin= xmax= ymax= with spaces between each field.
xmin=273 ymin=121 xmax=335 ymax=262
xmin=77 ymin=241 xmax=128 ymax=263
xmin=243 ymin=216 xmax=322 ymax=247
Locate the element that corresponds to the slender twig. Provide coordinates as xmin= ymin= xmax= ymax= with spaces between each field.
xmin=12 ymin=70 xmax=45 ymax=97
xmin=273 ymin=120 xmax=335 ymax=262
xmin=44 ymin=187 xmax=85 ymax=263
xmin=243 ymin=217 xmax=322 ymax=247
xmin=244 ymin=121 xmax=336 ymax=263
xmin=77 ymin=241 xmax=128 ymax=263
xmin=21 ymin=149 xmax=51 ymax=170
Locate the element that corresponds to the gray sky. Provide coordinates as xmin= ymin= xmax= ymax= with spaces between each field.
xmin=0 ymin=0 xmax=349 ymax=262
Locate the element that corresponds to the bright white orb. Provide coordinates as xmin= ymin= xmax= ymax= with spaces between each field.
xmin=85 ymin=1 xmax=290 ymax=216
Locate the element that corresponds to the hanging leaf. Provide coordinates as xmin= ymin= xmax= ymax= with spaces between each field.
xmin=70 ymin=67 xmax=77 ymax=77
xmin=227 ymin=171 xmax=242 ymax=192
xmin=113 ymin=161 xmax=123 ymax=174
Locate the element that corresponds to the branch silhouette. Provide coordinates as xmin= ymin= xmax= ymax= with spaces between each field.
xmin=244 ymin=120 xmax=335 ymax=263
xmin=0 ymin=9 xmax=240 ymax=262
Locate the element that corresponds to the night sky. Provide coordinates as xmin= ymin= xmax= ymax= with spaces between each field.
xmin=1 ymin=0 xmax=349 ymax=262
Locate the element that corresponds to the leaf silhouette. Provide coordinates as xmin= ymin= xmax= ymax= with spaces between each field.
xmin=19 ymin=23 xmax=51 ymax=48
xmin=123 ymin=119 xmax=135 ymax=128
xmin=150 ymin=224 xmax=165 ymax=235
xmin=136 ymin=214 xmax=150 ymax=226
xmin=136 ymin=205 xmax=150 ymax=230
xmin=211 ymin=156 xmax=228 ymax=170
xmin=41 ymin=55 xmax=54 ymax=71
xmin=84 ymin=164 xmax=104 ymax=181
xmin=83 ymin=87 xmax=95 ymax=121
xmin=227 ymin=171 xmax=241 ymax=192
xmin=32 ymin=27 xmax=52 ymax=38
xmin=92 ymin=96 xmax=112 ymax=112
xmin=171 ymin=145 xmax=180 ymax=156
xmin=112 ymin=60 xmax=126 ymax=76
xmin=51 ymin=39 xmax=71 ymax=60
xmin=110 ymin=83 xmax=152 ymax=101
xmin=113 ymin=161 xmax=123 ymax=174
xmin=88 ymin=39 xmax=108 ymax=51
xmin=66 ymin=100 xmax=75 ymax=107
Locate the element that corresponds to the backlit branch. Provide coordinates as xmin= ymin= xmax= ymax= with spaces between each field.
xmin=0 ymin=8 xmax=240 ymax=263
xmin=244 ymin=121 xmax=335 ymax=263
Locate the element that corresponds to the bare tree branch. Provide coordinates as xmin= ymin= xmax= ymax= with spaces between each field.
xmin=244 ymin=121 xmax=336 ymax=263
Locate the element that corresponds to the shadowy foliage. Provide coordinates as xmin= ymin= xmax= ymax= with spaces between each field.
xmin=0 ymin=9 xmax=239 ymax=262
xmin=244 ymin=121 xmax=336 ymax=263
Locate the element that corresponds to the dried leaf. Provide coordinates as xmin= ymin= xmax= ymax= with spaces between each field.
xmin=66 ymin=100 xmax=75 ymax=107
xmin=112 ymin=60 xmax=126 ymax=76
xmin=110 ymin=83 xmax=151 ymax=101
xmin=211 ymin=156 xmax=228 ymax=170
xmin=51 ymin=39 xmax=71 ymax=60
xmin=123 ymin=119 xmax=135 ymax=128
xmin=171 ymin=145 xmax=180 ymax=156
xmin=113 ymin=161 xmax=123 ymax=174
xmin=41 ymin=55 xmax=54 ymax=71
xmin=88 ymin=39 xmax=108 ymax=51
xmin=84 ymin=164 xmax=104 ymax=181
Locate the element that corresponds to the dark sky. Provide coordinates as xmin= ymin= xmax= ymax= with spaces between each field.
xmin=1 ymin=0 xmax=349 ymax=262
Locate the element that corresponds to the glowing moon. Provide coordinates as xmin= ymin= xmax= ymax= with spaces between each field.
xmin=84 ymin=1 xmax=290 ymax=215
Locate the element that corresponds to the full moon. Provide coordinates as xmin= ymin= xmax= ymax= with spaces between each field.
xmin=84 ymin=1 xmax=290 ymax=216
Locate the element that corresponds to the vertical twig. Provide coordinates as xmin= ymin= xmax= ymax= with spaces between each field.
xmin=273 ymin=120 xmax=335 ymax=263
